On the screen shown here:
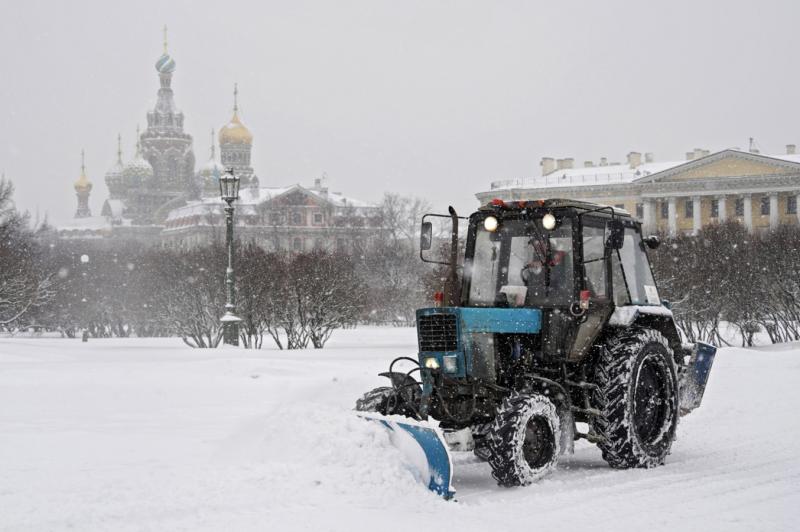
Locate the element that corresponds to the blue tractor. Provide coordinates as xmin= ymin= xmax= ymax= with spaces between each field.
xmin=357 ymin=199 xmax=715 ymax=494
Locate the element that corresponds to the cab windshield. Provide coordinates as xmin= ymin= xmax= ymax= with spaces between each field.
xmin=465 ymin=217 xmax=574 ymax=307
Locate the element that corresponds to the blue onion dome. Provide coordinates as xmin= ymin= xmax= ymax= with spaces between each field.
xmin=123 ymin=133 xmax=153 ymax=188
xmin=155 ymin=53 xmax=176 ymax=74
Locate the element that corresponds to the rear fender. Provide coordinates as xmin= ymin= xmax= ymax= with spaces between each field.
xmin=607 ymin=305 xmax=683 ymax=356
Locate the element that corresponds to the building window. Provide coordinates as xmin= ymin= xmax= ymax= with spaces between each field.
xmin=660 ymin=202 xmax=668 ymax=219
xmin=684 ymin=200 xmax=693 ymax=218
xmin=710 ymin=199 xmax=719 ymax=218
xmin=291 ymin=212 xmax=303 ymax=226
xmin=635 ymin=203 xmax=643 ymax=219
xmin=313 ymin=212 xmax=323 ymax=225
xmin=788 ymin=196 xmax=797 ymax=215
xmin=293 ymin=237 xmax=303 ymax=251
xmin=760 ymin=196 xmax=770 ymax=215
xmin=269 ymin=213 xmax=281 ymax=225
xmin=735 ymin=198 xmax=744 ymax=216
xmin=336 ymin=238 xmax=347 ymax=251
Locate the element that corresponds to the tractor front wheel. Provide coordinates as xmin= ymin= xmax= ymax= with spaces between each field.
xmin=486 ymin=393 xmax=561 ymax=487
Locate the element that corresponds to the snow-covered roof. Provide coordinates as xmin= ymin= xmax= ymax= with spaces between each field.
xmin=56 ymin=216 xmax=112 ymax=232
xmin=490 ymin=149 xmax=800 ymax=191
xmin=164 ymin=183 xmax=375 ymax=223
xmin=490 ymin=161 xmax=683 ymax=191
xmin=740 ymin=151 xmax=800 ymax=166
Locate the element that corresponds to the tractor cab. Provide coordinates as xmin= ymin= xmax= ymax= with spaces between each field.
xmin=417 ymin=200 xmax=671 ymax=402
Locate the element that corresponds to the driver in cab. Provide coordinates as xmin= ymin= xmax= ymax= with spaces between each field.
xmin=521 ymin=237 xmax=571 ymax=303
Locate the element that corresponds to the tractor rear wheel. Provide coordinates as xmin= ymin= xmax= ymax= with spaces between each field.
xmin=592 ymin=328 xmax=679 ymax=469
xmin=486 ymin=393 xmax=561 ymax=487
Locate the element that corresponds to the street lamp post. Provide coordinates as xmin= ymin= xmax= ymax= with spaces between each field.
xmin=219 ymin=168 xmax=242 ymax=345
xmin=80 ymin=254 xmax=90 ymax=342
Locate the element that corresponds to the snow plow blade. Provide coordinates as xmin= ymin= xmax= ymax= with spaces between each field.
xmin=680 ymin=341 xmax=717 ymax=415
xmin=359 ymin=413 xmax=455 ymax=499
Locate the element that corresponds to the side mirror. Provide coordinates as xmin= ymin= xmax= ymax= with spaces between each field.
xmin=420 ymin=221 xmax=433 ymax=251
xmin=643 ymin=235 xmax=660 ymax=249
xmin=605 ymin=219 xmax=625 ymax=249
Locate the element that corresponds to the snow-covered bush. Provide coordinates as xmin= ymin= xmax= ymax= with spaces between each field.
xmin=650 ymin=221 xmax=800 ymax=347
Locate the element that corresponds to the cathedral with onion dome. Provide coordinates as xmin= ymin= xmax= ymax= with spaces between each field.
xmin=56 ymin=30 xmax=379 ymax=252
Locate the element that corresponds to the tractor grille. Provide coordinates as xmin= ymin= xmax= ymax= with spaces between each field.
xmin=418 ymin=313 xmax=458 ymax=352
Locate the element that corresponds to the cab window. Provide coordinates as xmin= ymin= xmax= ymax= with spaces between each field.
xmin=613 ymin=226 xmax=660 ymax=306
xmin=582 ymin=224 xmax=607 ymax=298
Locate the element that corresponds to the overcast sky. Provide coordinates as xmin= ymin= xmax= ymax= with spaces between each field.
xmin=2 ymin=0 xmax=799 ymax=223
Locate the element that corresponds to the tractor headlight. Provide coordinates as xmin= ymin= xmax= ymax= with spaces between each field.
xmin=484 ymin=216 xmax=499 ymax=232
xmin=542 ymin=213 xmax=557 ymax=230
xmin=424 ymin=357 xmax=440 ymax=370
xmin=442 ymin=355 xmax=458 ymax=373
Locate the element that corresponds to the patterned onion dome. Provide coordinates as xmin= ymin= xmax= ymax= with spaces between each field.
xmin=199 ymin=159 xmax=224 ymax=191
xmin=155 ymin=53 xmax=176 ymax=74
xmin=74 ymin=150 xmax=92 ymax=193
xmin=123 ymin=131 xmax=153 ymax=187
xmin=198 ymin=130 xmax=224 ymax=193
xmin=219 ymin=83 xmax=252 ymax=145
xmin=105 ymin=135 xmax=125 ymax=192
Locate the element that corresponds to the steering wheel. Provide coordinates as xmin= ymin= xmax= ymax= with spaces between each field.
xmin=520 ymin=262 xmax=544 ymax=284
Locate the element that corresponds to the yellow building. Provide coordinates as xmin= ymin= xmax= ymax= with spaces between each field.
xmin=477 ymin=147 xmax=800 ymax=235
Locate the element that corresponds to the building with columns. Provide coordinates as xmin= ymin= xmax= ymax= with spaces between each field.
xmin=478 ymin=147 xmax=800 ymax=235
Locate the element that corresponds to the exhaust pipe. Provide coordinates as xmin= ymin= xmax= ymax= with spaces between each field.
xmin=444 ymin=206 xmax=460 ymax=307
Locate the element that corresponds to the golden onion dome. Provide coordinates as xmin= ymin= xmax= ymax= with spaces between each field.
xmin=219 ymin=111 xmax=253 ymax=145
xmin=74 ymin=150 xmax=93 ymax=193
xmin=219 ymin=83 xmax=253 ymax=145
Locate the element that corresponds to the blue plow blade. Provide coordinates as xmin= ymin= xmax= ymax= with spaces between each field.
xmin=359 ymin=413 xmax=456 ymax=499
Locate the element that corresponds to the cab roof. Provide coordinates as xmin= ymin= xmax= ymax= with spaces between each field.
xmin=479 ymin=198 xmax=632 ymax=217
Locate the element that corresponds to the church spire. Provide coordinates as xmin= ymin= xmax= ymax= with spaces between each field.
xmin=116 ymin=133 xmax=123 ymax=164
xmin=74 ymin=149 xmax=92 ymax=218
xmin=210 ymin=128 xmax=216 ymax=159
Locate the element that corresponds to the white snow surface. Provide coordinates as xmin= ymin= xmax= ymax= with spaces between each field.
xmin=1 ymin=329 xmax=798 ymax=531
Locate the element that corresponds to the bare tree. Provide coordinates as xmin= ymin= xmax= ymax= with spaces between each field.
xmin=0 ymin=178 xmax=53 ymax=329
xmin=290 ymin=251 xmax=365 ymax=348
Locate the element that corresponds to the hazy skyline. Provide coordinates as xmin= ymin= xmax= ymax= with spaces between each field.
xmin=2 ymin=0 xmax=799 ymax=223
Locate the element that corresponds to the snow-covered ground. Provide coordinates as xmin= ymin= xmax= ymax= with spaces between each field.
xmin=1 ymin=329 xmax=798 ymax=531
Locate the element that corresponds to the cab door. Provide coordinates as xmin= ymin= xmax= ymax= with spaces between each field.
xmin=568 ymin=220 xmax=614 ymax=360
